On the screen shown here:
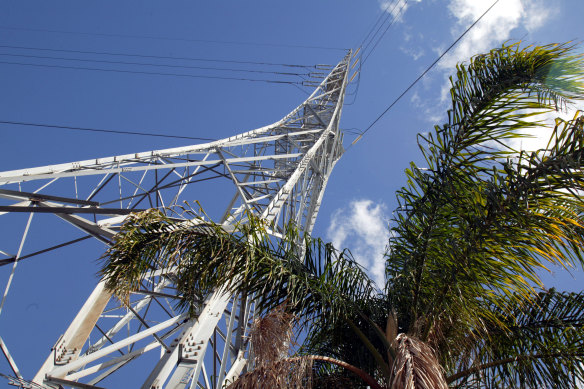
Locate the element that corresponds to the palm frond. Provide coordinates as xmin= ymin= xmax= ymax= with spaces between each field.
xmin=390 ymin=334 xmax=448 ymax=389
xmin=447 ymin=289 xmax=584 ymax=388
xmin=229 ymin=308 xmax=385 ymax=389
xmin=226 ymin=357 xmax=313 ymax=389
xmin=248 ymin=305 xmax=294 ymax=368
xmin=102 ymin=208 xmax=377 ymax=326
xmin=301 ymin=295 xmax=392 ymax=385
xmin=385 ymin=43 xmax=584 ymax=353
xmin=227 ymin=307 xmax=313 ymax=389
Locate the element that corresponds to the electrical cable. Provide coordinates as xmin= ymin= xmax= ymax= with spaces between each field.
xmin=290 ymin=83 xmax=311 ymax=96
xmin=0 ymin=60 xmax=304 ymax=85
xmin=0 ymin=25 xmax=347 ymax=51
xmin=359 ymin=1 xmax=399 ymax=61
xmin=355 ymin=1 xmax=393 ymax=49
xmin=0 ymin=120 xmax=217 ymax=141
xmin=360 ymin=0 xmax=407 ymax=58
xmin=361 ymin=0 xmax=409 ymax=66
xmin=0 ymin=44 xmax=315 ymax=69
xmin=0 ymin=52 xmax=311 ymax=77
xmin=348 ymin=0 xmax=500 ymax=150
xmin=344 ymin=69 xmax=362 ymax=106
xmin=346 ymin=0 xmax=402 ymax=106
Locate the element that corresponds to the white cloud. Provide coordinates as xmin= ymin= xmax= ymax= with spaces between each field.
xmin=327 ymin=200 xmax=389 ymax=286
xmin=524 ymin=0 xmax=556 ymax=32
xmin=439 ymin=0 xmax=553 ymax=71
xmin=439 ymin=0 xmax=524 ymax=70
xmin=410 ymin=91 xmax=421 ymax=106
xmin=422 ymin=0 xmax=558 ymax=124
xmin=401 ymin=45 xmax=425 ymax=60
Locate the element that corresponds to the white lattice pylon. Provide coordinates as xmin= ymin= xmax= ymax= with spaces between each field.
xmin=0 ymin=51 xmax=352 ymax=388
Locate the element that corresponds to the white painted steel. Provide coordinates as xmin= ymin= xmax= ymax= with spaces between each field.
xmin=0 ymin=51 xmax=352 ymax=388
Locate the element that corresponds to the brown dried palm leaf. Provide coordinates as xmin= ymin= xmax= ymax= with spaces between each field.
xmin=226 ymin=356 xmax=313 ymax=389
xmin=390 ymin=334 xmax=448 ymax=389
xmin=248 ymin=305 xmax=295 ymax=368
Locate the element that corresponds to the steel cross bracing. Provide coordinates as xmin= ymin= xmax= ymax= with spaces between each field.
xmin=0 ymin=51 xmax=352 ymax=388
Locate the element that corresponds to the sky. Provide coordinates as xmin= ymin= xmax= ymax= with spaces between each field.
xmin=0 ymin=0 xmax=583 ymax=385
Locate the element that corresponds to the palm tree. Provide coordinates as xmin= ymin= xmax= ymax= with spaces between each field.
xmin=101 ymin=42 xmax=584 ymax=388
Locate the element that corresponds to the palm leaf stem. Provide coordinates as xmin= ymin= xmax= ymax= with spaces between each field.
xmin=446 ymin=351 xmax=584 ymax=384
xmin=357 ymin=310 xmax=397 ymax=360
xmin=346 ymin=317 xmax=393 ymax=381
xmin=286 ymin=355 xmax=383 ymax=389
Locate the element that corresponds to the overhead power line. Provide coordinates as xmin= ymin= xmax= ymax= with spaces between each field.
xmin=0 ymin=44 xmax=315 ymax=68
xmin=345 ymin=0 xmax=407 ymax=106
xmin=0 ymin=120 xmax=217 ymax=141
xmin=0 ymin=60 xmax=305 ymax=85
xmin=350 ymin=0 xmax=500 ymax=149
xmin=360 ymin=0 xmax=406 ymax=64
xmin=356 ymin=2 xmax=391 ymax=49
xmin=0 ymin=52 xmax=311 ymax=78
xmin=361 ymin=0 xmax=409 ymax=65
xmin=0 ymin=25 xmax=347 ymax=51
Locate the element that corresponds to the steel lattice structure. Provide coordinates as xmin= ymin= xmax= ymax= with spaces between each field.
xmin=0 ymin=51 xmax=352 ymax=389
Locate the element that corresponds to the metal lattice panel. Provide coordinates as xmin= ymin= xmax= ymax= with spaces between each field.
xmin=0 ymin=51 xmax=351 ymax=389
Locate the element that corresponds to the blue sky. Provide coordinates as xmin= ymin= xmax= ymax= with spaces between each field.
xmin=0 ymin=0 xmax=583 ymax=384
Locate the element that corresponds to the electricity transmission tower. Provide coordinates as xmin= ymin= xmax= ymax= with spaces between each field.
xmin=0 ymin=51 xmax=353 ymax=388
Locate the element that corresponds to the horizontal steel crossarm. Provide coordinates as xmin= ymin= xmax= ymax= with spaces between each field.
xmin=0 ymin=200 xmax=29 ymax=217
xmin=0 ymin=72 xmax=338 ymax=185
xmin=238 ymin=179 xmax=283 ymax=187
xmin=0 ymin=154 xmax=303 ymax=184
xmin=0 ymin=189 xmax=98 ymax=206
xmin=45 ymin=376 xmax=105 ymax=389
xmin=0 ymin=205 xmax=144 ymax=215
xmin=209 ymin=129 xmax=322 ymax=148
xmin=26 ymin=201 xmax=118 ymax=240
xmin=243 ymin=193 xmax=271 ymax=204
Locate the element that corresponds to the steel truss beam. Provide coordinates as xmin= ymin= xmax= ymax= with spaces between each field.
xmin=0 ymin=51 xmax=352 ymax=388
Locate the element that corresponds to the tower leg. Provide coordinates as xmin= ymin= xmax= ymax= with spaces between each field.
xmin=34 ymin=282 xmax=112 ymax=384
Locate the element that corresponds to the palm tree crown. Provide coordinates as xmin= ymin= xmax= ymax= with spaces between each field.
xmin=102 ymin=42 xmax=584 ymax=388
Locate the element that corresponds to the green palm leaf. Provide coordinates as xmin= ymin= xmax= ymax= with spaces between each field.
xmin=386 ymin=43 xmax=584 ymax=351
xmin=448 ymin=289 xmax=584 ymax=388
xmin=101 ymin=209 xmax=377 ymax=326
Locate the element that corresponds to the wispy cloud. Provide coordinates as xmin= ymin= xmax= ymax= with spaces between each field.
xmin=523 ymin=0 xmax=557 ymax=32
xmin=439 ymin=0 xmax=553 ymax=71
xmin=401 ymin=45 xmax=425 ymax=60
xmin=419 ymin=0 xmax=558 ymax=126
xmin=327 ymin=199 xmax=389 ymax=286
